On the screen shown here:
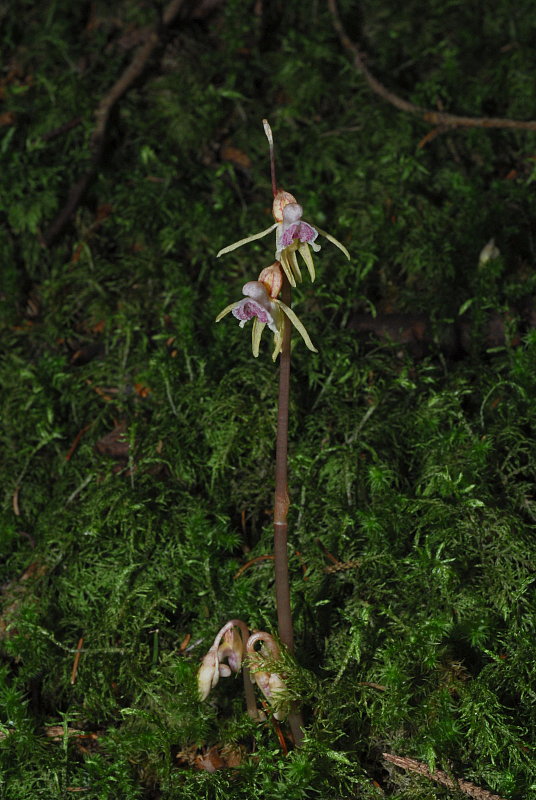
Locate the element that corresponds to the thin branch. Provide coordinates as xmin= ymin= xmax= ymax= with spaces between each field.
xmin=41 ymin=116 xmax=82 ymax=142
xmin=43 ymin=0 xmax=223 ymax=246
xmin=70 ymin=637 xmax=84 ymax=685
xmin=328 ymin=0 xmax=536 ymax=133
xmin=383 ymin=753 xmax=508 ymax=800
xmin=233 ymin=554 xmax=274 ymax=579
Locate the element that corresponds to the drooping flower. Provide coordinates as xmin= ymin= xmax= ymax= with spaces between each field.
xmin=478 ymin=237 xmax=500 ymax=267
xmin=197 ymin=645 xmax=221 ymax=701
xmin=197 ymin=620 xmax=249 ymax=701
xmin=215 ymin=267 xmax=317 ymax=360
xmin=217 ymin=626 xmax=244 ymax=673
xmin=246 ymin=631 xmax=288 ymax=721
xmin=217 ymin=188 xmax=350 ymax=287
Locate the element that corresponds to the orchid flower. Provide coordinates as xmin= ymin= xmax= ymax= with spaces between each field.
xmin=217 ymin=626 xmax=244 ymax=673
xmin=246 ymin=631 xmax=288 ymax=721
xmin=215 ymin=263 xmax=317 ymax=360
xmin=217 ymin=188 xmax=350 ymax=287
xmin=197 ymin=645 xmax=223 ymax=701
xmin=197 ymin=620 xmax=250 ymax=701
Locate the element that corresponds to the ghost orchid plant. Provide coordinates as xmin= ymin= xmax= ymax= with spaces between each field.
xmin=201 ymin=120 xmax=350 ymax=747
xmin=197 ymin=619 xmax=257 ymax=719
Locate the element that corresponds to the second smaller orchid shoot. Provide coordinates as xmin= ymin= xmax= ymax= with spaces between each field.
xmin=198 ymin=621 xmax=289 ymax=724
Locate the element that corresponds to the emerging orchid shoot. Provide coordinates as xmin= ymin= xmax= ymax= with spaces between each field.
xmin=197 ymin=619 xmax=257 ymax=719
xmin=198 ymin=623 xmax=289 ymax=723
xmin=246 ymin=631 xmax=289 ymax=722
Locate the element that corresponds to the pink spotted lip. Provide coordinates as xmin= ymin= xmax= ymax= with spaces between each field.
xmin=280 ymin=221 xmax=318 ymax=248
xmin=232 ymin=299 xmax=271 ymax=324
xmin=280 ymin=202 xmax=318 ymax=248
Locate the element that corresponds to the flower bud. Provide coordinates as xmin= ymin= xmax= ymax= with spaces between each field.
xmin=272 ymin=189 xmax=298 ymax=223
xmin=217 ymin=627 xmax=244 ymax=673
xmin=258 ymin=262 xmax=283 ymax=299
xmin=479 ymin=238 xmax=500 ymax=267
xmin=197 ymin=646 xmax=220 ymax=700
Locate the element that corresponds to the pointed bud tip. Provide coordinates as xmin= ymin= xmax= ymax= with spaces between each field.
xmin=272 ymin=190 xmax=298 ymax=223
xmin=262 ymin=119 xmax=273 ymax=143
xmin=258 ymin=262 xmax=283 ymax=298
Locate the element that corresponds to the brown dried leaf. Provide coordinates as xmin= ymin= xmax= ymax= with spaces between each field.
xmin=195 ymin=745 xmax=226 ymax=772
xmin=134 ymin=382 xmax=151 ymax=398
xmin=177 ymin=743 xmax=246 ymax=772
xmin=0 ymin=111 xmax=16 ymax=126
xmin=220 ymin=144 xmax=252 ymax=170
xmin=95 ymin=421 xmax=129 ymax=459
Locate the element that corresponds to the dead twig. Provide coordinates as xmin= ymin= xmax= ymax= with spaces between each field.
xmin=358 ymin=681 xmax=386 ymax=691
xmin=324 ymin=559 xmax=361 ymax=573
xmin=65 ymin=424 xmax=91 ymax=462
xmin=41 ymin=116 xmax=82 ymax=142
xmin=233 ymin=554 xmax=274 ymax=579
xmin=315 ymin=537 xmax=339 ymax=564
xmin=43 ymin=0 xmax=224 ymax=245
xmin=383 ymin=752 xmax=507 ymax=800
xmin=70 ymin=637 xmax=85 ymax=685
xmin=328 ymin=0 xmax=536 ymax=133
xmin=12 ymin=486 xmax=20 ymax=516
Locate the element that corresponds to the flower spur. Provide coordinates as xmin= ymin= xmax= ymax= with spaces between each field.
xmin=215 ymin=262 xmax=317 ymax=360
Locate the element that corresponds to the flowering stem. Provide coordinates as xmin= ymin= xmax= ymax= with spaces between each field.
xmin=273 ymin=274 xmax=304 ymax=745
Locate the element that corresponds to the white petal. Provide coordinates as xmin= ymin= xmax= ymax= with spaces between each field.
xmin=315 ymin=225 xmax=350 ymax=260
xmin=217 ymin=224 xmax=278 ymax=258
xmin=215 ymin=301 xmax=241 ymax=322
xmin=275 ymin=300 xmax=318 ymax=353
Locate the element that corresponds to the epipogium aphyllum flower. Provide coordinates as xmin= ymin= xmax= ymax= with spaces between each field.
xmin=246 ymin=631 xmax=288 ymax=722
xmin=217 ymin=120 xmax=350 ymax=287
xmin=215 ymin=261 xmax=317 ymax=360
xmin=197 ymin=620 xmax=258 ymax=719
xmin=198 ymin=622 xmax=288 ymax=722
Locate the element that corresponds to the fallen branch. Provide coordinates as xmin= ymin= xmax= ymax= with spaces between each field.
xmin=383 ymin=753 xmax=507 ymax=800
xmin=348 ymin=302 xmax=533 ymax=359
xmin=43 ymin=0 xmax=222 ymax=246
xmin=328 ymin=0 xmax=536 ymax=133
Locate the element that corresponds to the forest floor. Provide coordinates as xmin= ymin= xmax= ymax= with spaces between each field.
xmin=1 ymin=1 xmax=536 ymax=797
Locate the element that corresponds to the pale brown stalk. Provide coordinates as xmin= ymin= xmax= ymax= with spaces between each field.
xmin=273 ymin=274 xmax=304 ymax=746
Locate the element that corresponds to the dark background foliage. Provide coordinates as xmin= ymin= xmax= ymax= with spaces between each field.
xmin=1 ymin=1 xmax=536 ymax=797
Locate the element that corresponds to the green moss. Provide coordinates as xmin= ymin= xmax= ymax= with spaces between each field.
xmin=1 ymin=0 xmax=536 ymax=796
